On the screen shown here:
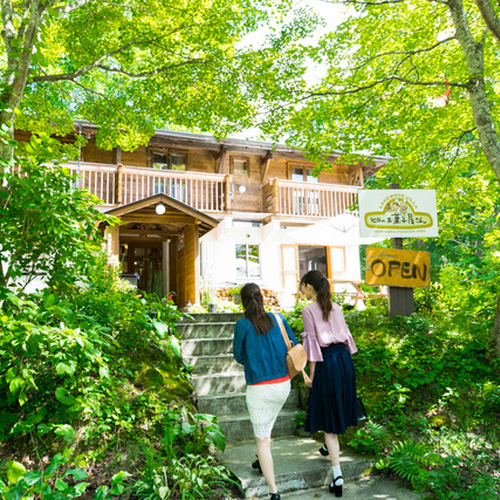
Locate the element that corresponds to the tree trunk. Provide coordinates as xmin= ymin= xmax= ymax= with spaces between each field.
xmin=449 ymin=0 xmax=500 ymax=357
xmin=488 ymin=294 xmax=500 ymax=360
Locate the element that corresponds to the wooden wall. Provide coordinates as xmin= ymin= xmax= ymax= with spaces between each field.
xmin=175 ymin=225 xmax=199 ymax=307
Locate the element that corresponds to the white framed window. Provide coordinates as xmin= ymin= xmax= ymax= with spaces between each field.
xmin=235 ymin=244 xmax=261 ymax=279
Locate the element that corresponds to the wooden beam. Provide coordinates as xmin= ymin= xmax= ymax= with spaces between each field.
xmin=261 ymin=151 xmax=273 ymax=182
xmin=214 ymin=146 xmax=226 ymax=173
xmin=121 ymin=215 xmax=197 ymax=224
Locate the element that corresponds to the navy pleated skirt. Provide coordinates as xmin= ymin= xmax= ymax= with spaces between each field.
xmin=304 ymin=343 xmax=358 ymax=435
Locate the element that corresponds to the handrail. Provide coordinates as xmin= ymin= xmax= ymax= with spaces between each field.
xmin=266 ymin=178 xmax=360 ymax=218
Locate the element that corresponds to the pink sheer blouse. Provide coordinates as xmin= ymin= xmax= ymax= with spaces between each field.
xmin=301 ymin=301 xmax=357 ymax=362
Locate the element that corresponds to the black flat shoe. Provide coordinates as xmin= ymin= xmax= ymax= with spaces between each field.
xmin=269 ymin=494 xmax=280 ymax=500
xmin=251 ymin=454 xmax=262 ymax=474
xmin=319 ymin=444 xmax=329 ymax=456
xmin=329 ymin=476 xmax=343 ymax=497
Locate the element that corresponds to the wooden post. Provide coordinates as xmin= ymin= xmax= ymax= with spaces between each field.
xmin=116 ymin=163 xmax=123 ymax=205
xmin=388 ymin=183 xmax=415 ymax=316
xmin=224 ymin=174 xmax=232 ymax=213
xmin=272 ymin=178 xmax=279 ymax=214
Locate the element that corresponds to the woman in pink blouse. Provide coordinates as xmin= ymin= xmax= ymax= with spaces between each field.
xmin=300 ymin=270 xmax=358 ymax=498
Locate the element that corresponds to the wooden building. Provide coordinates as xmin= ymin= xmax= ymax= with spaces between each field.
xmin=15 ymin=122 xmax=388 ymax=308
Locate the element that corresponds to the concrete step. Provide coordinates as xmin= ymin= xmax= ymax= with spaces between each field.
xmin=178 ymin=312 xmax=243 ymax=324
xmin=184 ymin=354 xmax=242 ymax=374
xmin=219 ymin=410 xmax=297 ymax=443
xmin=181 ymin=337 xmax=233 ymax=356
xmin=222 ymin=436 xmax=373 ymax=498
xmin=177 ymin=322 xmax=236 ymax=339
xmin=196 ymin=389 xmax=300 ymax=415
xmin=254 ymin=477 xmax=429 ymax=499
xmin=190 ymin=372 xmax=247 ymax=396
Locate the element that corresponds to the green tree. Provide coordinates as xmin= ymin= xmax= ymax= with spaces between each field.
xmin=0 ymin=134 xmax=113 ymax=297
xmin=0 ymin=0 xmax=311 ymax=163
xmin=260 ymin=0 xmax=500 ymax=360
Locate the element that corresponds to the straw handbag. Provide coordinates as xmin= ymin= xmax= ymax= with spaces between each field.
xmin=273 ymin=313 xmax=310 ymax=383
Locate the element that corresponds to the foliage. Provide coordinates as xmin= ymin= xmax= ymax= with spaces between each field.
xmin=131 ymin=449 xmax=239 ymax=500
xmin=0 ymin=0 xmax=318 ymax=155
xmin=0 ymin=134 xmax=115 ymax=297
xmin=0 ymin=253 xmax=237 ymax=495
xmin=0 ymin=453 xmax=130 ymax=500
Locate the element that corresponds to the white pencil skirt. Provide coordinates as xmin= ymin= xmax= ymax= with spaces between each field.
xmin=246 ymin=379 xmax=291 ymax=439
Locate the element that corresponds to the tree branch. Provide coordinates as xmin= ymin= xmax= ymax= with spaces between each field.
xmin=311 ymin=75 xmax=467 ymax=99
xmin=53 ymin=0 xmax=93 ymax=15
xmin=352 ymin=37 xmax=455 ymax=74
xmin=474 ymin=0 xmax=500 ymax=45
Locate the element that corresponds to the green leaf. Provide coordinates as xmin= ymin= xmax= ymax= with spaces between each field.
xmin=93 ymin=485 xmax=109 ymax=500
xmin=55 ymin=387 xmax=76 ymax=405
xmin=53 ymin=424 xmax=75 ymax=444
xmin=205 ymin=426 xmax=226 ymax=452
xmin=37 ymin=423 xmax=53 ymax=436
xmin=6 ymin=461 xmax=26 ymax=484
xmin=23 ymin=471 xmax=42 ymax=486
xmin=45 ymin=454 xmax=66 ymax=476
xmin=55 ymin=478 xmax=69 ymax=491
xmin=9 ymin=377 xmax=25 ymax=394
xmin=152 ymin=320 xmax=168 ymax=339
xmin=62 ymin=468 xmax=89 ymax=481
xmin=55 ymin=361 xmax=76 ymax=376
xmin=168 ymin=335 xmax=181 ymax=358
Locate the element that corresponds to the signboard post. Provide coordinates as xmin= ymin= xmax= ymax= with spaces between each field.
xmin=359 ymin=184 xmax=438 ymax=316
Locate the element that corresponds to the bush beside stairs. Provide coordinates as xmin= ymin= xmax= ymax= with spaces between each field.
xmin=178 ymin=313 xmax=372 ymax=498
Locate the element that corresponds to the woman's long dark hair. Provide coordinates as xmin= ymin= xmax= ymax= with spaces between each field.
xmin=240 ymin=283 xmax=274 ymax=335
xmin=300 ymin=270 xmax=332 ymax=322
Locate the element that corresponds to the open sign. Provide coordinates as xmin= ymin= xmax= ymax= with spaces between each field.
xmin=365 ymin=248 xmax=430 ymax=288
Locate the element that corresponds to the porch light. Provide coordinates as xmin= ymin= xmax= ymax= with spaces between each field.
xmin=238 ymin=185 xmax=246 ymax=193
xmin=155 ymin=203 xmax=166 ymax=215
xmin=434 ymin=78 xmax=452 ymax=108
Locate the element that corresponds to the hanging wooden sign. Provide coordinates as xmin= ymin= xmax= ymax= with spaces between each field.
xmin=365 ymin=248 xmax=430 ymax=288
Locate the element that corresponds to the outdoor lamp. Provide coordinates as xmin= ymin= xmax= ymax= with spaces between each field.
xmin=434 ymin=78 xmax=452 ymax=108
xmin=155 ymin=203 xmax=166 ymax=215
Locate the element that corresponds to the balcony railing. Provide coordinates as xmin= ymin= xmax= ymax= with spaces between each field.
xmin=63 ymin=163 xmax=359 ymax=219
xmin=263 ymin=178 xmax=359 ymax=218
xmin=65 ymin=162 xmax=232 ymax=213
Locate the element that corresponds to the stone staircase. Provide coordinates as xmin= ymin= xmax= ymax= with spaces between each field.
xmin=177 ymin=312 xmax=299 ymax=442
xmin=177 ymin=312 xmax=374 ymax=498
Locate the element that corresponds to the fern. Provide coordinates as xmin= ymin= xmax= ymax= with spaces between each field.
xmin=384 ymin=439 xmax=443 ymax=489
xmin=365 ymin=421 xmax=391 ymax=445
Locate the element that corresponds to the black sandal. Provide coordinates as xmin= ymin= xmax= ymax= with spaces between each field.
xmin=329 ymin=475 xmax=343 ymax=497
xmin=251 ymin=454 xmax=262 ymax=474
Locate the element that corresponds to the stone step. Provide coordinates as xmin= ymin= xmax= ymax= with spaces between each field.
xmin=178 ymin=312 xmax=243 ymax=324
xmin=190 ymin=372 xmax=247 ymax=396
xmin=184 ymin=354 xmax=242 ymax=374
xmin=181 ymin=337 xmax=233 ymax=356
xmin=222 ymin=436 xmax=372 ymax=498
xmin=218 ymin=410 xmax=297 ymax=443
xmin=196 ymin=389 xmax=300 ymax=415
xmin=177 ymin=322 xmax=236 ymax=339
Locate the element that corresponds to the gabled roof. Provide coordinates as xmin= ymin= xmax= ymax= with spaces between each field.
xmin=104 ymin=193 xmax=219 ymax=237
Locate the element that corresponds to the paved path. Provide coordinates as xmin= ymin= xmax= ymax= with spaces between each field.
xmin=223 ymin=436 xmax=429 ymax=499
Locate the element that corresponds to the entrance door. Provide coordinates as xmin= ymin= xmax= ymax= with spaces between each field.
xmin=129 ymin=243 xmax=163 ymax=295
xmin=298 ymin=246 xmax=328 ymax=278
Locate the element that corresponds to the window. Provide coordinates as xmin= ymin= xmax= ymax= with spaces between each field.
xmin=290 ymin=164 xmax=318 ymax=183
xmin=235 ymin=244 xmax=261 ymax=279
xmin=152 ymin=151 xmax=187 ymax=171
xmin=231 ymin=157 xmax=249 ymax=176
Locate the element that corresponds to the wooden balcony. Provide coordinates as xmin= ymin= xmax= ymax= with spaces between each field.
xmin=262 ymin=178 xmax=359 ymax=219
xmin=64 ymin=162 xmax=359 ymax=219
xmin=65 ymin=162 xmax=232 ymax=213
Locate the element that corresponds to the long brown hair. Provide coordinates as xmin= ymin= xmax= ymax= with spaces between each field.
xmin=300 ymin=270 xmax=332 ymax=322
xmin=240 ymin=283 xmax=274 ymax=335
